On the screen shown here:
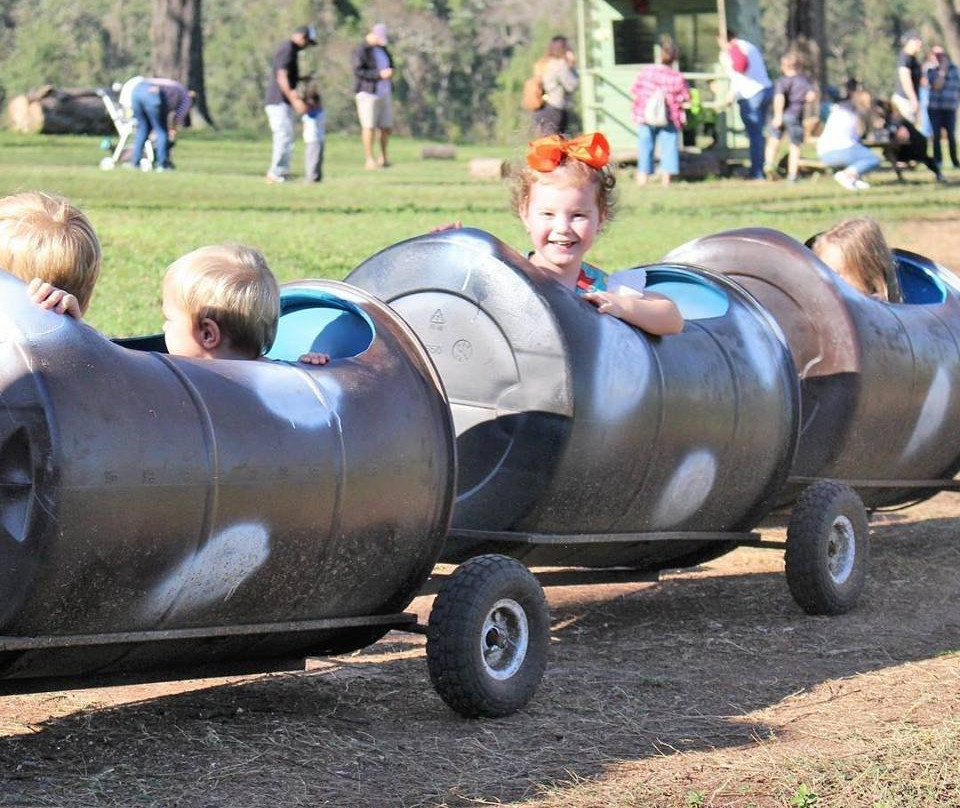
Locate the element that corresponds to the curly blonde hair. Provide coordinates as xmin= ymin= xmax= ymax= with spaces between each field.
xmin=511 ymin=157 xmax=617 ymax=224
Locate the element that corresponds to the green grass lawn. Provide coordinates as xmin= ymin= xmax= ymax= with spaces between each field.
xmin=1 ymin=130 xmax=957 ymax=336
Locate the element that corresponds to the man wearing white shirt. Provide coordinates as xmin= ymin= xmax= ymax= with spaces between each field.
xmin=719 ymin=30 xmax=773 ymax=180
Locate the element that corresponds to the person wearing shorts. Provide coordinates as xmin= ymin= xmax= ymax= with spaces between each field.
xmin=764 ymin=53 xmax=815 ymax=182
xmin=352 ymin=22 xmax=394 ymax=169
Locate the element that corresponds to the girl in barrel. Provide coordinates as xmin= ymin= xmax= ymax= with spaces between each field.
xmin=436 ymin=133 xmax=683 ymax=335
xmin=516 ymin=132 xmax=683 ymax=334
xmin=807 ymin=217 xmax=899 ymax=302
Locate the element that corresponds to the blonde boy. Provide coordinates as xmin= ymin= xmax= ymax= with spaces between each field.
xmin=0 ymin=192 xmax=102 ymax=317
xmin=161 ymin=244 xmax=281 ymax=360
xmin=30 ymin=240 xmax=329 ymax=365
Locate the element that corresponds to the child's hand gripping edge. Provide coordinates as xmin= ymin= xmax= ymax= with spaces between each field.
xmin=28 ymin=278 xmax=82 ymax=319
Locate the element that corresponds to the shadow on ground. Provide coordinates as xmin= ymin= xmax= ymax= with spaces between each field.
xmin=1 ymin=514 xmax=958 ymax=807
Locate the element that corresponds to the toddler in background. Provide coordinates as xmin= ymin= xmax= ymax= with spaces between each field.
xmin=302 ymin=88 xmax=326 ymax=182
xmin=807 ymin=217 xmax=899 ymax=302
xmin=764 ymin=53 xmax=816 ymax=182
xmin=0 ymin=191 xmax=102 ymax=319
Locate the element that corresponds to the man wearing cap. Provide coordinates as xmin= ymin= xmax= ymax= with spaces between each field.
xmin=892 ymin=30 xmax=924 ymax=127
xmin=352 ymin=22 xmax=395 ymax=169
xmin=264 ymin=25 xmax=317 ymax=183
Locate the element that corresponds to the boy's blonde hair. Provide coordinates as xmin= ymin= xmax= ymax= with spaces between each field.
xmin=511 ymin=158 xmax=617 ymax=224
xmin=0 ymin=192 xmax=102 ymax=314
xmin=164 ymin=244 xmax=280 ymax=358
xmin=810 ymin=217 xmax=894 ymax=300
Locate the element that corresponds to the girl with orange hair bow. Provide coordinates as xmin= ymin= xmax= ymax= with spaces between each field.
xmin=434 ymin=132 xmax=683 ymax=335
xmin=517 ymin=133 xmax=683 ymax=334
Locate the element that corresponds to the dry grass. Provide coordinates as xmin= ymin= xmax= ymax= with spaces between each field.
xmin=2 ymin=495 xmax=959 ymax=807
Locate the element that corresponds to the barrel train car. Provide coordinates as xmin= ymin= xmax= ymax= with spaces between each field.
xmin=347 ymin=226 xmax=960 ymax=621
xmin=0 ymin=273 xmax=549 ymax=718
xmin=4 ymin=226 xmax=957 ymax=719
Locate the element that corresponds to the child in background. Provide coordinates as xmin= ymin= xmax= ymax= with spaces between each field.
xmin=764 ymin=53 xmax=817 ymax=182
xmin=302 ymin=89 xmax=326 ymax=182
xmin=0 ymin=191 xmax=102 ymax=319
xmin=435 ymin=133 xmax=683 ymax=334
xmin=513 ymin=133 xmax=683 ymax=333
xmin=807 ymin=217 xmax=898 ymax=302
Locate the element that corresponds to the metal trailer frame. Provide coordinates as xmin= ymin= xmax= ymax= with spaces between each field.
xmin=434 ymin=471 xmax=960 ymax=603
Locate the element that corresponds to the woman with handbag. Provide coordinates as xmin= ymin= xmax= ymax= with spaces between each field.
xmin=532 ymin=36 xmax=579 ymax=136
xmin=630 ymin=40 xmax=690 ymax=187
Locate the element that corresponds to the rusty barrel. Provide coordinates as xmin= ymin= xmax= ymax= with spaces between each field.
xmin=666 ymin=227 xmax=960 ymax=507
xmin=346 ymin=228 xmax=799 ymax=569
xmin=0 ymin=274 xmax=455 ymax=679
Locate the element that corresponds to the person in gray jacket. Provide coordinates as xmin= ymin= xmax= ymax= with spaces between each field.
xmin=352 ymin=22 xmax=394 ymax=169
xmin=533 ymin=36 xmax=579 ymax=135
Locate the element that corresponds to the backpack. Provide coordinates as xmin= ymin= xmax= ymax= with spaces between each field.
xmin=643 ymin=87 xmax=669 ymax=127
xmin=522 ymin=75 xmax=545 ymax=111
xmin=728 ymin=41 xmax=750 ymax=73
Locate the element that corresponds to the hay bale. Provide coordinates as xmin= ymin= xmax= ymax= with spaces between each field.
xmin=468 ymin=158 xmax=508 ymax=180
xmin=422 ymin=144 xmax=457 ymax=160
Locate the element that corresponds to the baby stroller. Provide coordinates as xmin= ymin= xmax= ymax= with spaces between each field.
xmin=97 ymin=79 xmax=155 ymax=171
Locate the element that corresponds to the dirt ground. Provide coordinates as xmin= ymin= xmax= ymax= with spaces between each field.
xmin=2 ymin=219 xmax=960 ymax=808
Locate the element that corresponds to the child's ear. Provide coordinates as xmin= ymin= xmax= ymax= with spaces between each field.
xmin=197 ymin=317 xmax=222 ymax=350
xmin=519 ymin=204 xmax=532 ymax=232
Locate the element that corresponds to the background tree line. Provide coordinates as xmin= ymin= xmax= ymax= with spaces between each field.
xmin=0 ymin=0 xmax=957 ymax=143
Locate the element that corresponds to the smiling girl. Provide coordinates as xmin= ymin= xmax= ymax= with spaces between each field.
xmin=512 ymin=132 xmax=683 ymax=334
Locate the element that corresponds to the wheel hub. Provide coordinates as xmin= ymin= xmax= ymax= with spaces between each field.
xmin=480 ymin=598 xmax=529 ymax=680
xmin=827 ymin=515 xmax=856 ymax=585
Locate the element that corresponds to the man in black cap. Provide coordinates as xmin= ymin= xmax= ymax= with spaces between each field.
xmin=264 ymin=25 xmax=317 ymax=183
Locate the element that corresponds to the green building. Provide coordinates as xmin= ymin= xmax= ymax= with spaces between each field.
xmin=576 ymin=0 xmax=764 ymax=156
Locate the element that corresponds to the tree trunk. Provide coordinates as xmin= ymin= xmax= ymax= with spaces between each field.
xmin=934 ymin=0 xmax=960 ymax=66
xmin=786 ymin=0 xmax=826 ymax=83
xmin=5 ymin=87 xmax=113 ymax=135
xmin=149 ymin=0 xmax=215 ymax=127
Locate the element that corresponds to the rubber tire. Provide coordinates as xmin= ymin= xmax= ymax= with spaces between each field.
xmin=786 ymin=481 xmax=869 ymax=615
xmin=426 ymin=554 xmax=549 ymax=718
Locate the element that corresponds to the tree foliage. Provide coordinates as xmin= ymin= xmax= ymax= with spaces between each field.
xmin=760 ymin=0 xmax=952 ymax=95
xmin=0 ymin=0 xmax=957 ymax=141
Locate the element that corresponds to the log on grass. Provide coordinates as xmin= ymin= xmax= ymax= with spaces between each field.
xmin=6 ymin=86 xmax=113 ymax=135
xmin=421 ymin=144 xmax=457 ymax=160
xmin=468 ymin=158 xmax=509 ymax=180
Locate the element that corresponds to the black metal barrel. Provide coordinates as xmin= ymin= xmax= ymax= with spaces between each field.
xmin=666 ymin=227 xmax=960 ymax=507
xmin=346 ymin=228 xmax=799 ymax=569
xmin=0 ymin=274 xmax=455 ymax=679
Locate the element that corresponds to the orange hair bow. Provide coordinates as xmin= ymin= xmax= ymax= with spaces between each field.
xmin=526 ymin=132 xmax=611 ymax=171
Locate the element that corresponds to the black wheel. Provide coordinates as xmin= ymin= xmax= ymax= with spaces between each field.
xmin=785 ymin=481 xmax=869 ymax=615
xmin=426 ymin=554 xmax=549 ymax=718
